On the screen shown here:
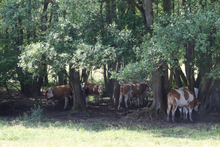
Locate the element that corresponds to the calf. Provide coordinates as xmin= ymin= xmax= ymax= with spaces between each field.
xmin=118 ymin=81 xmax=149 ymax=108
xmin=85 ymin=82 xmax=103 ymax=105
xmin=45 ymin=85 xmax=72 ymax=110
xmin=167 ymin=87 xmax=201 ymax=122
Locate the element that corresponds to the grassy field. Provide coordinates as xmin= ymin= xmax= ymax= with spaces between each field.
xmin=0 ymin=69 xmax=218 ymax=147
xmin=0 ymin=118 xmax=220 ymax=147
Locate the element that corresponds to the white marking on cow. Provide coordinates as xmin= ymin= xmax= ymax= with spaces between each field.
xmin=178 ymin=87 xmax=199 ymax=119
xmin=46 ymin=99 xmax=53 ymax=105
xmin=63 ymin=97 xmax=69 ymax=109
xmin=93 ymin=85 xmax=98 ymax=92
xmin=124 ymin=94 xmax=129 ymax=108
xmin=98 ymin=85 xmax=103 ymax=94
xmin=136 ymin=83 xmax=140 ymax=90
xmin=47 ymin=88 xmax=54 ymax=98
xmin=174 ymin=89 xmax=193 ymax=107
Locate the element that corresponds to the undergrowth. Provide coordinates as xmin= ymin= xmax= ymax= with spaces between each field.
xmin=23 ymin=104 xmax=44 ymax=122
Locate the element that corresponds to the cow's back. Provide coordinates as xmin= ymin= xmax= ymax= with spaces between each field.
xmin=120 ymin=84 xmax=132 ymax=95
xmin=49 ymin=85 xmax=71 ymax=98
xmin=87 ymin=84 xmax=96 ymax=94
xmin=86 ymin=82 xmax=100 ymax=95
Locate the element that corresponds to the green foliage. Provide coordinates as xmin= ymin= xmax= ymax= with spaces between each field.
xmin=113 ymin=4 xmax=220 ymax=82
xmin=0 ymin=0 xmax=47 ymax=88
xmin=23 ymin=105 xmax=44 ymax=122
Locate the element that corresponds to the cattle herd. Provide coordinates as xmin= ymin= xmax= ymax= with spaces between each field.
xmin=45 ymin=81 xmax=201 ymax=122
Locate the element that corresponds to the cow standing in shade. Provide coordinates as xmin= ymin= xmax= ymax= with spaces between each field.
xmin=84 ymin=82 xmax=103 ymax=105
xmin=167 ymin=87 xmax=201 ymax=122
xmin=180 ymin=87 xmax=199 ymax=120
xmin=118 ymin=81 xmax=149 ymax=108
xmin=45 ymin=85 xmax=72 ymax=110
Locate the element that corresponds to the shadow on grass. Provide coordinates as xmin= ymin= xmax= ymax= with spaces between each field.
xmin=0 ymin=115 xmax=220 ymax=141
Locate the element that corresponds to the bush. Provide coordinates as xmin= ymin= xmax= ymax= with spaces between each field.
xmin=23 ymin=104 xmax=44 ymax=122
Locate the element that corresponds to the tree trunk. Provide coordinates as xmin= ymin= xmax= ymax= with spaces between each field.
xmin=108 ymin=64 xmax=114 ymax=95
xmin=174 ymin=67 xmax=183 ymax=88
xmin=112 ymin=57 xmax=121 ymax=106
xmin=150 ymin=69 xmax=166 ymax=112
xmin=144 ymin=0 xmax=154 ymax=30
xmin=162 ymin=65 xmax=169 ymax=99
xmin=58 ymin=75 xmax=64 ymax=85
xmin=198 ymin=78 xmax=212 ymax=113
xmin=4 ymin=82 xmax=13 ymax=98
xmin=163 ymin=0 xmax=171 ymax=14
xmin=103 ymin=64 xmax=110 ymax=95
xmin=168 ymin=68 xmax=173 ymax=90
xmin=69 ymin=65 xmax=86 ymax=110
xmin=81 ymin=68 xmax=90 ymax=100
xmin=81 ymin=68 xmax=89 ymax=83
xmin=143 ymin=0 xmax=167 ymax=115
xmin=185 ymin=41 xmax=194 ymax=91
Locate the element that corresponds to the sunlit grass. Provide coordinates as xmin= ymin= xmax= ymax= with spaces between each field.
xmin=0 ymin=118 xmax=220 ymax=147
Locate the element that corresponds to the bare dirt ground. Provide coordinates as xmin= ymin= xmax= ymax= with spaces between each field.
xmin=1 ymin=92 xmax=220 ymax=128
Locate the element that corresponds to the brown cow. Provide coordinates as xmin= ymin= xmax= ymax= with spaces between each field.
xmin=167 ymin=87 xmax=201 ymax=122
xmin=45 ymin=85 xmax=72 ymax=110
xmin=84 ymin=82 xmax=103 ymax=105
xmin=118 ymin=81 xmax=149 ymax=108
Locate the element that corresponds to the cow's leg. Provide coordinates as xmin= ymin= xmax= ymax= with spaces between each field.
xmin=189 ymin=109 xmax=193 ymax=121
xmin=94 ymin=95 xmax=98 ymax=105
xmin=52 ymin=100 xmax=55 ymax=110
xmin=167 ymin=104 xmax=171 ymax=122
xmin=129 ymin=97 xmax=132 ymax=106
xmin=86 ymin=96 xmax=88 ymax=108
xmin=46 ymin=99 xmax=51 ymax=106
xmin=124 ymin=95 xmax=129 ymax=108
xmin=172 ymin=105 xmax=177 ymax=122
xmin=179 ymin=108 xmax=183 ymax=119
xmin=118 ymin=92 xmax=122 ymax=108
xmin=95 ymin=95 xmax=98 ymax=105
xmin=46 ymin=99 xmax=54 ymax=110
xmin=183 ymin=107 xmax=188 ymax=119
xmin=145 ymin=93 xmax=149 ymax=105
xmin=97 ymin=95 xmax=100 ymax=105
xmin=93 ymin=95 xmax=96 ymax=105
xmin=141 ymin=94 xmax=146 ymax=105
xmin=64 ymin=97 xmax=69 ymax=109
xmin=135 ymin=96 xmax=140 ymax=106
xmin=137 ymin=95 xmax=140 ymax=106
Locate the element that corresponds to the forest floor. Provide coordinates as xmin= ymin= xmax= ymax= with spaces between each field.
xmin=1 ymin=92 xmax=220 ymax=128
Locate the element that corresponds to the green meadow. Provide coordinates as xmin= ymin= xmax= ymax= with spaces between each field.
xmin=0 ymin=118 xmax=220 ymax=147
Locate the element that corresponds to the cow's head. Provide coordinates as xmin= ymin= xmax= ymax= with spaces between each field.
xmin=81 ymin=83 xmax=86 ymax=90
xmin=46 ymin=88 xmax=54 ymax=98
xmin=98 ymin=85 xmax=103 ymax=94
xmin=193 ymin=101 xmax=201 ymax=111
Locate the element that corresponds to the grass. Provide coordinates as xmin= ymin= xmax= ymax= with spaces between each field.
xmin=0 ymin=118 xmax=220 ymax=147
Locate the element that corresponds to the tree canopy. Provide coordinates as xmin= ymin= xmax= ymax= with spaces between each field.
xmin=0 ymin=0 xmax=220 ymax=113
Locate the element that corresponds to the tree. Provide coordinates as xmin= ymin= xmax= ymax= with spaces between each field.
xmin=0 ymin=0 xmax=48 ymax=99
xmin=112 ymin=1 xmax=220 ymax=115
xmin=144 ymin=3 xmax=220 ymax=114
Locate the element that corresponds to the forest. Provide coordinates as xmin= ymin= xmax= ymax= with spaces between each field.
xmin=0 ymin=0 xmax=220 ymax=118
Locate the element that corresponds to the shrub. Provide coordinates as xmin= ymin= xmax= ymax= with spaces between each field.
xmin=23 ymin=104 xmax=44 ymax=122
